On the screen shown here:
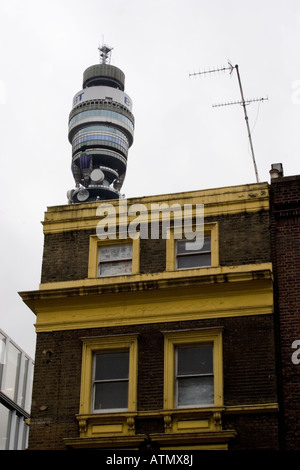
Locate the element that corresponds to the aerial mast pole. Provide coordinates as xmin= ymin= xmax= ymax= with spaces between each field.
xmin=190 ymin=62 xmax=268 ymax=183
xmin=234 ymin=64 xmax=259 ymax=183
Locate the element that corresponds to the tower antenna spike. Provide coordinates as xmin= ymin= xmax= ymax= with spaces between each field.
xmin=98 ymin=43 xmax=113 ymax=64
xmin=190 ymin=62 xmax=268 ymax=183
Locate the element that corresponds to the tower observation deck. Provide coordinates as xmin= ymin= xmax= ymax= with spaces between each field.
xmin=67 ymin=46 xmax=134 ymax=203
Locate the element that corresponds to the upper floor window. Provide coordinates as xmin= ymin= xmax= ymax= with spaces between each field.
xmin=98 ymin=243 xmax=132 ymax=277
xmin=166 ymin=222 xmax=219 ymax=272
xmin=88 ymin=236 xmax=140 ymax=279
xmin=176 ymin=236 xmax=211 ymax=270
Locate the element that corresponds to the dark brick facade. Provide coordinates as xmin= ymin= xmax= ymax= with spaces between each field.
xmin=29 ymin=315 xmax=278 ymax=450
xmin=41 ymin=211 xmax=271 ymax=283
xmin=270 ymin=175 xmax=300 ymax=450
xmin=217 ymin=211 xmax=271 ymax=266
xmin=27 ymin=191 xmax=281 ymax=450
xmin=41 ymin=229 xmax=94 ymax=283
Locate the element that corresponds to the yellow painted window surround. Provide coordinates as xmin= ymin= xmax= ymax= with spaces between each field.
xmin=88 ymin=236 xmax=140 ymax=278
xmin=166 ymin=223 xmax=219 ymax=271
xmin=163 ymin=328 xmax=223 ymax=410
xmin=79 ymin=335 xmax=138 ymax=415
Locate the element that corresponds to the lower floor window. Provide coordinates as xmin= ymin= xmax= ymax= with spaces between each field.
xmin=164 ymin=329 xmax=223 ymax=410
xmin=93 ymin=350 xmax=129 ymax=412
xmin=176 ymin=344 xmax=214 ymax=407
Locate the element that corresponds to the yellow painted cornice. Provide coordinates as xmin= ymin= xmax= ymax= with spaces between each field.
xmin=42 ymin=182 xmax=269 ymax=234
xmin=19 ymin=264 xmax=273 ymax=333
xmin=37 ymin=262 xmax=273 ymax=292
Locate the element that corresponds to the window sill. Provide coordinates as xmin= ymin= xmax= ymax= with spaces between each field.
xmin=162 ymin=407 xmax=224 ymax=434
xmin=39 ymin=262 xmax=273 ymax=291
xmin=76 ymin=412 xmax=137 ymax=438
xmin=76 ymin=406 xmax=224 ymax=439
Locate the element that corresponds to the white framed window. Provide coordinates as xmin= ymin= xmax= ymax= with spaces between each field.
xmin=98 ymin=243 xmax=132 ymax=277
xmin=175 ymin=235 xmax=211 ymax=270
xmin=92 ymin=350 xmax=129 ymax=412
xmin=175 ymin=343 xmax=214 ymax=407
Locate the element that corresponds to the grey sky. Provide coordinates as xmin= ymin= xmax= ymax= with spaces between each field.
xmin=0 ymin=0 xmax=299 ymax=359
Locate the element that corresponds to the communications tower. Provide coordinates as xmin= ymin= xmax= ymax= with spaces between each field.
xmin=67 ymin=45 xmax=134 ymax=203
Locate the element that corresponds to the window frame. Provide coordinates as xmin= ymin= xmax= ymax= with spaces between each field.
xmin=88 ymin=236 xmax=140 ymax=278
xmin=175 ymin=235 xmax=212 ymax=270
xmin=175 ymin=343 xmax=214 ymax=408
xmin=79 ymin=335 xmax=138 ymax=415
xmin=166 ymin=222 xmax=219 ymax=272
xmin=92 ymin=349 xmax=130 ymax=413
xmin=163 ymin=328 xmax=223 ymax=410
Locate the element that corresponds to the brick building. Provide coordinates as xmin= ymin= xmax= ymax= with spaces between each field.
xmin=270 ymin=170 xmax=300 ymax=450
xmin=18 ymin=54 xmax=300 ymax=451
xmin=20 ymin=183 xmax=280 ymax=450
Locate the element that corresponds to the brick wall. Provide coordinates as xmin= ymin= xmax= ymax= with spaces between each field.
xmin=40 ymin=210 xmax=271 ymax=283
xmin=28 ymin=315 xmax=278 ymax=450
xmin=217 ymin=211 xmax=270 ymax=266
xmin=270 ymin=175 xmax=300 ymax=450
xmin=140 ymin=237 xmax=166 ymax=274
xmin=41 ymin=229 xmax=94 ymax=283
xmin=32 ymin=203 xmax=276 ymax=450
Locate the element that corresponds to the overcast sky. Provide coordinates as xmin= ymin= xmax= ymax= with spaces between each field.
xmin=0 ymin=0 xmax=299 ymax=359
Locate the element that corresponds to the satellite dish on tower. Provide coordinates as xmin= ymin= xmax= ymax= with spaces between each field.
xmin=77 ymin=188 xmax=90 ymax=202
xmin=90 ymin=168 xmax=105 ymax=183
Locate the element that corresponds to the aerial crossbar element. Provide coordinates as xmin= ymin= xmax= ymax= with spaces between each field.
xmin=190 ymin=62 xmax=268 ymax=183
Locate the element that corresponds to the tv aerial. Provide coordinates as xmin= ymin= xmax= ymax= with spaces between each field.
xmin=189 ymin=62 xmax=268 ymax=183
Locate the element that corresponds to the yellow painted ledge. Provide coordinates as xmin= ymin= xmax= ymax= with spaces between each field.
xmin=37 ymin=263 xmax=273 ymax=291
xmin=42 ymin=182 xmax=269 ymax=234
xmin=64 ymin=403 xmax=277 ymax=450
xmin=19 ymin=264 xmax=273 ymax=333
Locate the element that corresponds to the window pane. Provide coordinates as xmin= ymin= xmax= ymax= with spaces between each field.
xmin=177 ymin=236 xmax=211 ymax=254
xmin=99 ymin=260 xmax=132 ymax=276
xmin=4 ymin=343 xmax=21 ymax=401
xmin=177 ymin=253 xmax=211 ymax=269
xmin=177 ymin=345 xmax=213 ymax=376
xmin=94 ymin=381 xmax=128 ymax=410
xmin=177 ymin=376 xmax=214 ymax=406
xmin=99 ymin=244 xmax=132 ymax=261
xmin=0 ymin=404 xmax=10 ymax=450
xmin=0 ymin=333 xmax=6 ymax=388
xmin=95 ymin=351 xmax=129 ymax=381
xmin=24 ymin=363 xmax=34 ymax=414
xmin=20 ymin=358 xmax=29 ymax=409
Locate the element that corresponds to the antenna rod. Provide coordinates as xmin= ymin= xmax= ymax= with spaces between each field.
xmin=234 ymin=64 xmax=259 ymax=183
xmin=190 ymin=62 xmax=264 ymax=183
